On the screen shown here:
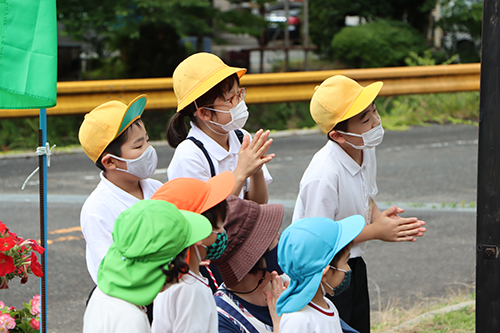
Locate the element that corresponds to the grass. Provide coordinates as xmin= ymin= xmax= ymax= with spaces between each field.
xmin=371 ymin=286 xmax=475 ymax=333
xmin=0 ymin=91 xmax=479 ymax=153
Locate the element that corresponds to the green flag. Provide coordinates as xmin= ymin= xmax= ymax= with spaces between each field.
xmin=0 ymin=0 xmax=57 ymax=109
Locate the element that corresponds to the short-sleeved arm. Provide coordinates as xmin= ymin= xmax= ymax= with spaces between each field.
xmin=81 ymin=212 xmax=114 ymax=284
xmin=292 ymin=177 xmax=339 ymax=221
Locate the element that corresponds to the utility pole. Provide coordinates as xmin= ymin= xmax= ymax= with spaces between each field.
xmin=476 ymin=0 xmax=500 ymax=332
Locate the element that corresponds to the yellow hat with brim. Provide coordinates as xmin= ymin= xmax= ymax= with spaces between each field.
xmin=78 ymin=94 xmax=147 ymax=162
xmin=310 ymin=75 xmax=383 ymax=133
xmin=173 ymin=52 xmax=246 ymax=112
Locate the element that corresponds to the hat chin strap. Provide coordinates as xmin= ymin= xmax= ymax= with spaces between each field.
xmin=226 ymin=269 xmax=266 ymax=295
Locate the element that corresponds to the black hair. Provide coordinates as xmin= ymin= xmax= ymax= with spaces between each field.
xmin=95 ymin=118 xmax=144 ymax=171
xmin=327 ymin=118 xmax=349 ymax=142
xmin=162 ymin=248 xmax=190 ymax=284
xmin=166 ymin=74 xmax=240 ymax=148
xmin=202 ymin=199 xmax=228 ymax=229
xmin=329 ymin=242 xmax=352 ymax=268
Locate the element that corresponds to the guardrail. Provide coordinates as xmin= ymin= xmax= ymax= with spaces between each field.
xmin=0 ymin=63 xmax=480 ymax=119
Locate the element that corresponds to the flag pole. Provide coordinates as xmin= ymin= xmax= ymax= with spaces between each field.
xmin=38 ymin=108 xmax=48 ymax=333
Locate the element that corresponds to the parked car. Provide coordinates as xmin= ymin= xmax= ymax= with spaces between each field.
xmin=264 ymin=2 xmax=302 ymax=44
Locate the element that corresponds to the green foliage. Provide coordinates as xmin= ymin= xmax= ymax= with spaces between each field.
xmin=246 ymin=102 xmax=316 ymax=132
xmin=0 ymin=92 xmax=480 ymax=152
xmin=309 ymin=0 xmax=437 ymax=59
xmin=377 ymin=92 xmax=479 ymax=130
xmin=438 ymin=0 xmax=482 ymax=63
xmin=331 ymin=20 xmax=427 ymax=68
xmin=405 ymin=49 xmax=459 ymax=66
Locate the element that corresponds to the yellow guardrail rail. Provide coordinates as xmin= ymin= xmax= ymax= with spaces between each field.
xmin=0 ymin=63 xmax=480 ymax=119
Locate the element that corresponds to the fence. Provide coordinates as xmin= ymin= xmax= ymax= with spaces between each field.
xmin=0 ymin=63 xmax=480 ymax=119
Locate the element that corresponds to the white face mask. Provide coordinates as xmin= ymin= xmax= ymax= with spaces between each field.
xmin=207 ymin=100 xmax=249 ymax=132
xmin=108 ymin=145 xmax=158 ymax=179
xmin=336 ymin=123 xmax=384 ymax=149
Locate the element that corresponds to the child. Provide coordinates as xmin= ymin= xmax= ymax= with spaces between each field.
xmin=150 ymin=171 xmax=235 ymax=333
xmin=211 ymin=195 xmax=286 ymax=333
xmin=83 ymin=199 xmax=212 ymax=333
xmin=292 ymin=75 xmax=427 ymax=332
xmin=166 ymin=52 xmax=274 ymax=204
xmin=79 ymin=94 xmax=162 ymax=285
xmin=276 ymin=215 xmax=365 ymax=333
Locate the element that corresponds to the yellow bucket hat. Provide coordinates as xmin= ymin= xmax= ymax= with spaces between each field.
xmin=310 ymin=75 xmax=383 ymax=133
xmin=78 ymin=95 xmax=147 ymax=162
xmin=173 ymin=52 xmax=246 ymax=112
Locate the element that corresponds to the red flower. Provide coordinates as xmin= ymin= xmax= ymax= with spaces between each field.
xmin=30 ymin=253 xmax=43 ymax=277
xmin=27 ymin=239 xmax=45 ymax=254
xmin=0 ymin=253 xmax=15 ymax=276
xmin=0 ymin=222 xmax=6 ymax=233
xmin=0 ymin=236 xmax=15 ymax=251
xmin=30 ymin=317 xmax=41 ymax=330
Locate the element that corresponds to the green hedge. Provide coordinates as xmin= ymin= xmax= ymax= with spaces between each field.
xmin=331 ymin=19 xmax=428 ymax=68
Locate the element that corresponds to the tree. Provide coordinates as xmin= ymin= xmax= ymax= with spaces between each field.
xmin=438 ymin=0 xmax=482 ymax=63
xmin=309 ymin=0 xmax=438 ymax=58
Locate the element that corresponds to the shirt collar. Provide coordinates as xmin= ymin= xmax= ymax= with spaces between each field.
xmin=327 ymin=141 xmax=365 ymax=176
xmin=99 ymin=171 xmax=143 ymax=206
xmin=188 ymin=123 xmax=240 ymax=161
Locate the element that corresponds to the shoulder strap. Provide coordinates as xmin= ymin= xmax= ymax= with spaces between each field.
xmin=215 ymin=295 xmax=260 ymax=333
xmin=186 ymin=136 xmax=216 ymax=178
xmin=234 ymin=129 xmax=244 ymax=144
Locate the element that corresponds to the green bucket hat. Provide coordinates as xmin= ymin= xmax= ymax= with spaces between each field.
xmin=97 ymin=200 xmax=211 ymax=306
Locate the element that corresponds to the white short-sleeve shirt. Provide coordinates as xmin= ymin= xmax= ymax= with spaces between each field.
xmin=280 ymin=298 xmax=341 ymax=333
xmin=152 ymin=272 xmax=218 ymax=333
xmin=167 ymin=124 xmax=272 ymax=198
xmin=80 ymin=172 xmax=162 ymax=284
xmin=83 ymin=286 xmax=150 ymax=333
xmin=292 ymin=141 xmax=377 ymax=258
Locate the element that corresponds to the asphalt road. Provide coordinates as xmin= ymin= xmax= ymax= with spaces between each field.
xmin=0 ymin=124 xmax=478 ymax=332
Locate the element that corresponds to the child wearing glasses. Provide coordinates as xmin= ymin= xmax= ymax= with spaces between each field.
xmin=166 ymin=52 xmax=274 ymax=205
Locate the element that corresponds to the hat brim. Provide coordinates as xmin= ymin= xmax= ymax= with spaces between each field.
xmin=180 ymin=210 xmax=213 ymax=247
xmin=339 ymin=81 xmax=383 ymax=123
xmin=218 ymin=203 xmax=284 ymax=288
xmin=277 ymin=270 xmax=323 ymax=316
xmin=335 ymin=215 xmax=365 ymax=253
xmin=177 ymin=66 xmax=246 ymax=112
xmin=117 ymin=94 xmax=147 ymax=136
xmin=202 ymin=171 xmax=235 ymax=213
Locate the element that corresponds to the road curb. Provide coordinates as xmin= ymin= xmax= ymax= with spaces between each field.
xmin=381 ymin=300 xmax=475 ymax=332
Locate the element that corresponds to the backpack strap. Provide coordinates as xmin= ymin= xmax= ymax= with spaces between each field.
xmin=235 ymin=129 xmax=244 ymax=143
xmin=215 ymin=295 xmax=260 ymax=333
xmin=186 ymin=136 xmax=216 ymax=178
xmin=186 ymin=130 xmax=244 ymax=179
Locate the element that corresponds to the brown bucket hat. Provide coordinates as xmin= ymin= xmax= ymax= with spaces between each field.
xmin=211 ymin=196 xmax=284 ymax=288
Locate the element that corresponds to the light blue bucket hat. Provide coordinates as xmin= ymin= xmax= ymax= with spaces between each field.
xmin=276 ymin=215 xmax=365 ymax=316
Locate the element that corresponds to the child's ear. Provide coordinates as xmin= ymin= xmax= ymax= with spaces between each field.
xmin=329 ymin=130 xmax=346 ymax=144
xmin=321 ymin=266 xmax=330 ymax=282
xmin=196 ymin=107 xmax=212 ymax=121
xmin=101 ymin=154 xmax=116 ymax=170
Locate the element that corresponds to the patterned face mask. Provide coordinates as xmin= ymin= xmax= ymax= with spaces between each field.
xmin=330 ymin=266 xmax=352 ymax=296
xmin=202 ymin=231 xmax=228 ymax=260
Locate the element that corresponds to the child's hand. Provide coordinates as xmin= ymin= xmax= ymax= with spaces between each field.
xmin=235 ymin=129 xmax=275 ymax=179
xmin=264 ymin=271 xmax=287 ymax=333
xmin=372 ymin=206 xmax=427 ymax=242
